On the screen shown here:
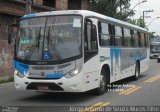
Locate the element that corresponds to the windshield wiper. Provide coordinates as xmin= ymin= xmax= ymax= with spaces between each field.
xmin=24 ymin=45 xmax=38 ymax=60
xmin=44 ymin=17 xmax=62 ymax=60
xmin=47 ymin=26 xmax=62 ymax=60
xmin=24 ymin=27 xmax=41 ymax=60
xmin=36 ymin=27 xmax=41 ymax=49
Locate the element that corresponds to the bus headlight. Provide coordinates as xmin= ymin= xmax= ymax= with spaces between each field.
xmin=65 ymin=69 xmax=80 ymax=79
xmin=14 ymin=70 xmax=24 ymax=78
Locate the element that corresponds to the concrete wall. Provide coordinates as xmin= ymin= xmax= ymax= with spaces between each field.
xmin=34 ymin=0 xmax=89 ymax=10
xmin=0 ymin=40 xmax=14 ymax=76
xmin=68 ymin=0 xmax=89 ymax=10
xmin=81 ymin=0 xmax=89 ymax=10
xmin=56 ymin=0 xmax=68 ymax=10
xmin=35 ymin=0 xmax=43 ymax=5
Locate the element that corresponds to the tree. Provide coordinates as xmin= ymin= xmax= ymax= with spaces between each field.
xmin=136 ymin=18 xmax=146 ymax=27
xmin=89 ymin=0 xmax=134 ymax=20
xmin=129 ymin=18 xmax=146 ymax=28
xmin=149 ymin=32 xmax=156 ymax=39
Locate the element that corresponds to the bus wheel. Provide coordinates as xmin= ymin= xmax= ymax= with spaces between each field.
xmin=133 ymin=63 xmax=140 ymax=80
xmin=157 ymin=58 xmax=160 ymax=63
xmin=94 ymin=69 xmax=107 ymax=95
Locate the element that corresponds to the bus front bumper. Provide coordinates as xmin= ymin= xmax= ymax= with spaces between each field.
xmin=14 ymin=73 xmax=85 ymax=92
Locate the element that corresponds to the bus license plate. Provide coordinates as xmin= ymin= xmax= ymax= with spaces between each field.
xmin=37 ymin=85 xmax=49 ymax=90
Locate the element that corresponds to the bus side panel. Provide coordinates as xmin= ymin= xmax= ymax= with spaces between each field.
xmin=139 ymin=48 xmax=150 ymax=73
xmin=98 ymin=48 xmax=113 ymax=82
xmin=120 ymin=48 xmax=148 ymax=80
xmin=110 ymin=48 xmax=122 ymax=82
xmin=83 ymin=55 xmax=100 ymax=91
xmin=109 ymin=48 xmax=149 ymax=82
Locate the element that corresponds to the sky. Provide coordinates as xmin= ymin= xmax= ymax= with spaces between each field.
xmin=130 ymin=0 xmax=160 ymax=35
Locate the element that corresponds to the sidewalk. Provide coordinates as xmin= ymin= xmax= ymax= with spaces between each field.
xmin=0 ymin=75 xmax=10 ymax=80
xmin=0 ymin=67 xmax=14 ymax=81
xmin=0 ymin=71 xmax=14 ymax=84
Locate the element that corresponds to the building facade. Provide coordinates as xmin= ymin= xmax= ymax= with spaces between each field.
xmin=0 ymin=0 xmax=89 ymax=76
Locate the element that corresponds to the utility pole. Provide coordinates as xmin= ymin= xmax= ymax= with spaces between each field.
xmin=26 ymin=0 xmax=33 ymax=14
xmin=143 ymin=10 xmax=154 ymax=24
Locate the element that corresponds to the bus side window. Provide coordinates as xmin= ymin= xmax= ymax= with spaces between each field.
xmin=145 ymin=33 xmax=149 ymax=47
xmin=130 ymin=30 xmax=134 ymax=47
xmin=98 ymin=22 xmax=110 ymax=46
xmin=134 ymin=31 xmax=138 ymax=47
xmin=92 ymin=25 xmax=98 ymax=50
xmin=108 ymin=24 xmax=114 ymax=46
xmin=85 ymin=22 xmax=92 ymax=50
xmin=115 ymin=26 xmax=123 ymax=46
xmin=124 ymin=28 xmax=131 ymax=47
xmin=85 ymin=21 xmax=98 ymax=50
xmin=147 ymin=33 xmax=149 ymax=47
xmin=138 ymin=32 xmax=145 ymax=47
xmin=121 ymin=27 xmax=125 ymax=46
xmin=138 ymin=32 xmax=141 ymax=47
xmin=141 ymin=32 xmax=145 ymax=47
xmin=84 ymin=19 xmax=98 ymax=62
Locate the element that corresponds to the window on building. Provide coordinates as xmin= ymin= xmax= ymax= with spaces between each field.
xmin=43 ymin=0 xmax=56 ymax=7
xmin=68 ymin=0 xmax=81 ymax=10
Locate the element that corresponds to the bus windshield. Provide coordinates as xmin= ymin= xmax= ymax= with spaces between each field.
xmin=16 ymin=15 xmax=82 ymax=62
xmin=150 ymin=44 xmax=160 ymax=53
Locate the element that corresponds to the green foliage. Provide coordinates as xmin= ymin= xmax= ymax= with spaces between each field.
xmin=137 ymin=18 xmax=146 ymax=27
xmin=0 ymin=75 xmax=14 ymax=84
xmin=8 ymin=75 xmax=14 ymax=82
xmin=129 ymin=18 xmax=146 ymax=28
xmin=89 ymin=0 xmax=134 ymax=20
xmin=149 ymin=32 xmax=156 ymax=39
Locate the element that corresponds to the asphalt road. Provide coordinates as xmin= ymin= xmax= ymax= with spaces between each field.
xmin=0 ymin=59 xmax=160 ymax=112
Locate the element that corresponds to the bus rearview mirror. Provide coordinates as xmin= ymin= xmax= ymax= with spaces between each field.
xmin=8 ymin=33 xmax=12 ymax=44
xmin=7 ymin=23 xmax=18 ymax=44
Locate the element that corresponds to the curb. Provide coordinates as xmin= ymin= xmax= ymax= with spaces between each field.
xmin=0 ymin=76 xmax=14 ymax=84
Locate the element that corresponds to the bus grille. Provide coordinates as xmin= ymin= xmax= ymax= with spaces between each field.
xmin=32 ymin=66 xmax=54 ymax=70
xmin=26 ymin=82 xmax=64 ymax=91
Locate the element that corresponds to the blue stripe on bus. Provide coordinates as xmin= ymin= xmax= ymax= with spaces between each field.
xmin=45 ymin=74 xmax=64 ymax=79
xmin=14 ymin=60 xmax=29 ymax=74
xmin=110 ymin=48 xmax=121 ymax=76
xmin=135 ymin=56 xmax=146 ymax=62
xmin=21 ymin=13 xmax=36 ymax=19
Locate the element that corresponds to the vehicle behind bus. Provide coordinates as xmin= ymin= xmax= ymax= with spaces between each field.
xmin=150 ymin=42 xmax=160 ymax=59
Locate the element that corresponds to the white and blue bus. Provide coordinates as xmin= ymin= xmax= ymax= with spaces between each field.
xmin=150 ymin=41 xmax=160 ymax=59
xmin=8 ymin=10 xmax=150 ymax=95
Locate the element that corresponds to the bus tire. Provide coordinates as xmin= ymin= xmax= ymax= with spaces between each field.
xmin=133 ymin=62 xmax=140 ymax=80
xmin=157 ymin=59 xmax=160 ymax=63
xmin=94 ymin=69 xmax=107 ymax=95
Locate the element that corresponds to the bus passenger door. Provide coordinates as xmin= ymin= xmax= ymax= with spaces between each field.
xmin=83 ymin=18 xmax=100 ymax=90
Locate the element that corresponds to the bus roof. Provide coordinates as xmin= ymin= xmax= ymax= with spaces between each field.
xmin=22 ymin=10 xmax=147 ymax=32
